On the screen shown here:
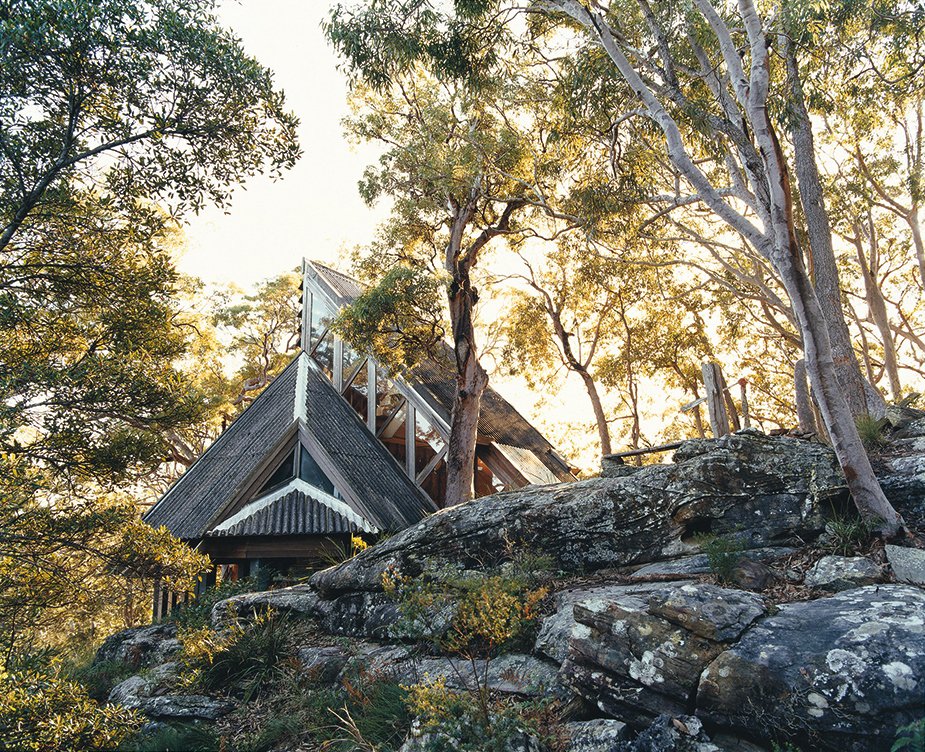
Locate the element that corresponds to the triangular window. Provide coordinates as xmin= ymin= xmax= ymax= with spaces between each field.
xmin=253 ymin=441 xmax=336 ymax=499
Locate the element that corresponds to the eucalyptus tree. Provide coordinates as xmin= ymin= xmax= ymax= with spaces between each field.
xmin=327 ymin=63 xmax=581 ymax=505
xmin=327 ymin=0 xmax=909 ymax=533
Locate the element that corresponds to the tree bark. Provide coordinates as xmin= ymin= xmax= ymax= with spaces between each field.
xmin=783 ymin=38 xmax=871 ymax=416
xmin=578 ymin=369 xmax=613 ymax=456
xmin=851 ymin=221 xmax=902 ymax=400
xmin=794 ymin=358 xmax=817 ymax=434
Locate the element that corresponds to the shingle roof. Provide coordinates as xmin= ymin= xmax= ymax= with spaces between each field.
xmin=144 ymin=353 xmax=435 ymax=540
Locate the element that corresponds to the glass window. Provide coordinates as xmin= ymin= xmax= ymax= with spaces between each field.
xmin=342 ymin=345 xmax=366 ymax=390
xmin=415 ymin=410 xmax=446 ymax=475
xmin=256 ymin=448 xmax=295 ymax=496
xmin=375 ymin=371 xmax=404 ymax=434
xmin=299 ymin=446 xmax=335 ymax=496
xmin=311 ymin=330 xmax=335 ymax=378
xmin=344 ymin=361 xmax=369 ymax=423
xmin=310 ymin=292 xmax=336 ymax=350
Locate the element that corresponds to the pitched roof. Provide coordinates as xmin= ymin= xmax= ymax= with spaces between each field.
xmin=144 ymin=353 xmax=436 ymax=540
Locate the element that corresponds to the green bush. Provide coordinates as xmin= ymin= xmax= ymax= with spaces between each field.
xmin=893 ymin=718 xmax=925 ymax=752
xmin=0 ymin=669 xmax=142 ymax=752
xmin=823 ymin=513 xmax=872 ymax=556
xmin=856 ymin=414 xmax=889 ymax=449
xmin=124 ymin=722 xmax=221 ymax=752
xmin=197 ymin=611 xmax=292 ymax=701
xmin=167 ymin=576 xmax=256 ymax=632
xmin=696 ymin=534 xmax=746 ymax=583
xmin=66 ymin=658 xmax=137 ymax=703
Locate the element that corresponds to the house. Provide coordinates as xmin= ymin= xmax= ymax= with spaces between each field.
xmin=143 ymin=259 xmax=574 ymax=616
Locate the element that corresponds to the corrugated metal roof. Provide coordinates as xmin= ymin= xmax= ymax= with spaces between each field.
xmin=143 ymin=359 xmax=300 ymax=539
xmin=302 ymin=358 xmax=437 ymax=529
xmin=206 ymin=488 xmax=361 ymax=537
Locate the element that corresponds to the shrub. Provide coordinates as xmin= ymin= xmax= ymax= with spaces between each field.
xmin=66 ymin=658 xmax=137 ymax=703
xmin=167 ymin=576 xmax=256 ymax=632
xmin=124 ymin=722 xmax=222 ymax=752
xmin=697 ymin=534 xmax=746 ymax=584
xmin=855 ymin=414 xmax=889 ymax=449
xmin=822 ymin=513 xmax=872 ymax=557
xmin=893 ymin=718 xmax=925 ymax=752
xmin=195 ymin=611 xmax=293 ymax=701
xmin=0 ymin=668 xmax=142 ymax=752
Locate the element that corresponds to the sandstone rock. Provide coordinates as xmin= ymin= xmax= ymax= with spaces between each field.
xmin=400 ymin=729 xmax=541 ymax=752
xmin=108 ymin=662 xmax=179 ymax=706
xmin=613 ymin=714 xmax=721 ymax=752
xmin=94 ymin=624 xmax=181 ymax=669
xmin=535 ymin=582 xmax=694 ymax=664
xmin=297 ymin=646 xmax=349 ymax=683
xmin=729 ymin=558 xmax=775 ymax=590
xmin=885 ymin=544 xmax=925 ymax=586
xmin=341 ymin=646 xmax=562 ymax=698
xmin=647 ymin=584 xmax=765 ymax=642
xmin=311 ymin=433 xmax=843 ymax=601
xmin=873 ymin=455 xmax=925 ymax=525
xmin=601 ymin=457 xmax=644 ymax=478
xmin=630 ymin=547 xmax=795 ymax=579
xmin=209 ymin=583 xmax=320 ymax=628
xmin=562 ymin=583 xmax=765 ymax=726
xmin=885 ymin=405 xmax=925 ymax=430
xmin=120 ymin=694 xmax=235 ymax=721
xmin=804 ymin=556 xmax=882 ymax=591
xmin=314 ymin=590 xmax=400 ymax=639
xmin=697 ymin=585 xmax=925 ymax=751
xmin=561 ymin=719 xmax=630 ymax=750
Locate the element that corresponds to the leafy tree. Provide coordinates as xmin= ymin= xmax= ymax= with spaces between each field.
xmin=326 ymin=0 xmax=911 ymax=534
xmin=327 ymin=70 xmax=567 ymax=506
xmin=0 ymin=0 xmax=300 ymax=672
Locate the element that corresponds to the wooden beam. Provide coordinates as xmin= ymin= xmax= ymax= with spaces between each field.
xmin=603 ymin=440 xmax=685 ymax=460
xmin=367 ymin=361 xmax=376 ymax=432
xmin=702 ymin=362 xmax=730 ymax=438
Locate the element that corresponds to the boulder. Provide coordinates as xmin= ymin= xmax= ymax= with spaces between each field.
xmin=561 ymin=583 xmax=765 ymax=727
xmin=297 ymin=646 xmax=349 ymax=684
xmin=209 ymin=583 xmax=320 ymax=628
xmin=612 ymin=714 xmax=721 ymax=752
xmin=873 ymin=455 xmax=925 ymax=525
xmin=630 ymin=547 xmax=795 ymax=579
xmin=885 ymin=544 xmax=925 ymax=586
xmin=108 ymin=662 xmax=179 ymax=706
xmin=697 ymin=585 xmax=925 ymax=751
xmin=312 ymin=433 xmax=844 ymax=600
xmin=535 ymin=582 xmax=694 ymax=664
xmin=94 ymin=624 xmax=181 ymax=669
xmin=561 ymin=719 xmax=630 ymax=750
xmin=341 ymin=646 xmax=562 ymax=698
xmin=804 ymin=556 xmax=882 ymax=591
xmin=119 ymin=694 xmax=235 ymax=721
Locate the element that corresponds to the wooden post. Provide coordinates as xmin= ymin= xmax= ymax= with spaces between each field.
xmin=718 ymin=367 xmax=741 ymax=431
xmin=739 ymin=378 xmax=750 ymax=428
xmin=702 ymin=362 xmax=730 ymax=437
xmin=794 ymin=359 xmax=818 ymax=434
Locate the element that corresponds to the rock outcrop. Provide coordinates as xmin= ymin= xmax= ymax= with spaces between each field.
xmin=697 ymin=585 xmax=925 ymax=751
xmin=94 ymin=624 xmax=181 ymax=669
xmin=312 ymin=432 xmax=844 ymax=602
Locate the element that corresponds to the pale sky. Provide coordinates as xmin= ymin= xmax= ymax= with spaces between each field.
xmin=178 ymin=0 xmax=382 ymax=285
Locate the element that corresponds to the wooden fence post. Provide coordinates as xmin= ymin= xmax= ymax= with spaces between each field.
xmin=702 ymin=362 xmax=730 ymax=438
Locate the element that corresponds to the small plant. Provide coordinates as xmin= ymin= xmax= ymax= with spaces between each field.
xmin=696 ymin=533 xmax=746 ymax=584
xmin=855 ymin=413 xmax=889 ymax=449
xmin=66 ymin=658 xmax=137 ymax=703
xmin=196 ymin=610 xmax=293 ymax=701
xmin=320 ymin=534 xmax=372 ymax=568
xmin=893 ymin=718 xmax=925 ymax=752
xmin=124 ymin=721 xmax=222 ymax=752
xmin=823 ymin=512 xmax=872 ymax=556
xmin=168 ymin=576 xmax=256 ymax=632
